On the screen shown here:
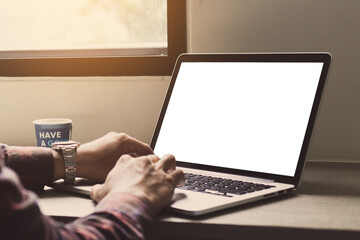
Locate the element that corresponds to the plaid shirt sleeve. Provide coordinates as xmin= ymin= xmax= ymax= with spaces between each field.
xmin=0 ymin=144 xmax=151 ymax=240
xmin=2 ymin=144 xmax=54 ymax=191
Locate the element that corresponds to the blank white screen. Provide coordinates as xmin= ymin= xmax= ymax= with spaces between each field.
xmin=154 ymin=62 xmax=323 ymax=176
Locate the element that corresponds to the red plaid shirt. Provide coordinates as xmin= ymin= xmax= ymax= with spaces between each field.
xmin=0 ymin=144 xmax=150 ymax=240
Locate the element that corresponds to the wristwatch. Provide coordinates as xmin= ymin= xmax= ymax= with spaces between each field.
xmin=52 ymin=140 xmax=80 ymax=184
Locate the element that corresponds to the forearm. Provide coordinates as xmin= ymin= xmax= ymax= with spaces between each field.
xmin=0 ymin=162 xmax=48 ymax=239
xmin=58 ymin=193 xmax=150 ymax=240
xmin=0 ymin=165 xmax=149 ymax=240
xmin=2 ymin=132 xmax=154 ymax=188
xmin=2 ymin=143 xmax=98 ymax=188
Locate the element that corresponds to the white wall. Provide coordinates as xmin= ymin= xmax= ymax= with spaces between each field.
xmin=187 ymin=0 xmax=360 ymax=161
xmin=0 ymin=76 xmax=169 ymax=146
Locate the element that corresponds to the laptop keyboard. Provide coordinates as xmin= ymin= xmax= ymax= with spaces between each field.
xmin=177 ymin=173 xmax=275 ymax=197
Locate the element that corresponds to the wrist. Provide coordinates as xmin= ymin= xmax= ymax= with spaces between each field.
xmin=76 ymin=145 xmax=93 ymax=179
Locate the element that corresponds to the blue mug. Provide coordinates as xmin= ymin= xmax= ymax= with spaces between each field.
xmin=33 ymin=118 xmax=72 ymax=147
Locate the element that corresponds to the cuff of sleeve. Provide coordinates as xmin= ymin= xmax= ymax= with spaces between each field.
xmin=5 ymin=146 xmax=54 ymax=191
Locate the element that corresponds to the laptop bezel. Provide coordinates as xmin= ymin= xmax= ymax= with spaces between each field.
xmin=151 ymin=53 xmax=331 ymax=188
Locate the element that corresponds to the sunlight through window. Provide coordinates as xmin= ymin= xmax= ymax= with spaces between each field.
xmin=0 ymin=0 xmax=167 ymax=55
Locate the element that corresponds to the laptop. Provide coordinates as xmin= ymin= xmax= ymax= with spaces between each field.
xmin=150 ymin=53 xmax=331 ymax=216
xmin=49 ymin=53 xmax=331 ymax=217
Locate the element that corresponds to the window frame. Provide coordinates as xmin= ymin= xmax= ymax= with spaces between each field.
xmin=0 ymin=0 xmax=187 ymax=77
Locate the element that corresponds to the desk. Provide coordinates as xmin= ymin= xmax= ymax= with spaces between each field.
xmin=38 ymin=161 xmax=360 ymax=240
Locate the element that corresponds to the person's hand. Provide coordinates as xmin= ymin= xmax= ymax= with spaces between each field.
xmin=90 ymin=154 xmax=185 ymax=215
xmin=74 ymin=132 xmax=153 ymax=182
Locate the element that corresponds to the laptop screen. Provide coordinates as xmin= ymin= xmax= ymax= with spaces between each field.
xmin=153 ymin=58 xmax=325 ymax=177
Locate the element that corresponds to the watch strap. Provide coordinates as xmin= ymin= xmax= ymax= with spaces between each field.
xmin=52 ymin=141 xmax=79 ymax=184
xmin=62 ymin=145 xmax=77 ymax=184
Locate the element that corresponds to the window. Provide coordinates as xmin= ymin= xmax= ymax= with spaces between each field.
xmin=0 ymin=0 xmax=186 ymax=76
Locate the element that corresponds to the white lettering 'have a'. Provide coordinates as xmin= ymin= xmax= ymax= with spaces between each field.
xmin=39 ymin=131 xmax=61 ymax=139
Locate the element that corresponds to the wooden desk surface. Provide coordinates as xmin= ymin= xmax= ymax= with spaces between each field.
xmin=38 ymin=161 xmax=360 ymax=240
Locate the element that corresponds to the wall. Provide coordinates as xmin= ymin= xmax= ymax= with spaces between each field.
xmin=187 ymin=0 xmax=360 ymax=161
xmin=0 ymin=76 xmax=169 ymax=146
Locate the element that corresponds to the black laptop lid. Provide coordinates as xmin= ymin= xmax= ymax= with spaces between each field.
xmin=151 ymin=53 xmax=331 ymax=187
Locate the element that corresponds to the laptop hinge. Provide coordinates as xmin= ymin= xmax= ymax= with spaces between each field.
xmin=241 ymin=176 xmax=275 ymax=184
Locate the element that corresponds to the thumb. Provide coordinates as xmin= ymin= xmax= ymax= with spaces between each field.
xmin=90 ymin=184 xmax=106 ymax=202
